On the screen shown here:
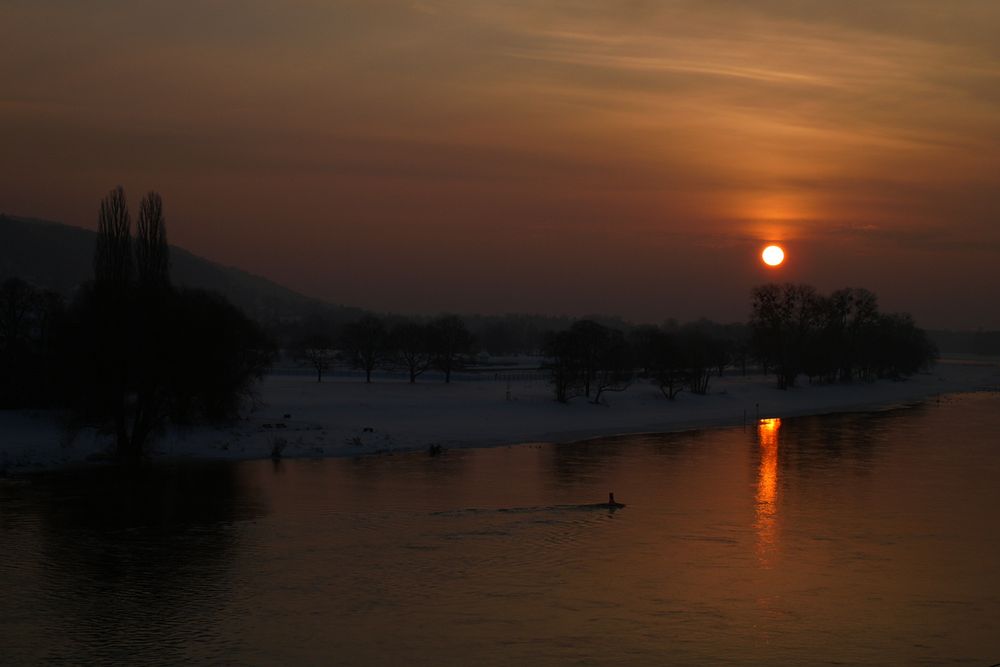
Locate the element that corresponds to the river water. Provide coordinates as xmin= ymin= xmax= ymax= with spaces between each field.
xmin=2 ymin=393 xmax=999 ymax=665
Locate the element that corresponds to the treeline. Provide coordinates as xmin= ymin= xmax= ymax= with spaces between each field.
xmin=544 ymin=320 xmax=748 ymax=403
xmin=289 ymin=312 xmax=747 ymax=400
xmin=293 ymin=314 xmax=474 ymax=383
xmin=0 ymin=187 xmax=274 ymax=460
xmin=516 ymin=285 xmax=936 ymax=402
xmin=749 ymin=284 xmax=937 ymax=389
xmin=287 ymin=284 xmax=936 ymax=401
xmin=272 ymin=309 xmax=627 ymax=359
xmin=289 ymin=313 xmax=645 ymax=385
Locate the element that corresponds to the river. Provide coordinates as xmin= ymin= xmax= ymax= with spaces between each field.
xmin=2 ymin=392 xmax=999 ymax=665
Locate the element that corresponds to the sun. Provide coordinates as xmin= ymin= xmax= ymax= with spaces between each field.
xmin=762 ymin=245 xmax=785 ymax=267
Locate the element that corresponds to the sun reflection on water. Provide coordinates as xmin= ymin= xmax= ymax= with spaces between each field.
xmin=755 ymin=418 xmax=781 ymax=565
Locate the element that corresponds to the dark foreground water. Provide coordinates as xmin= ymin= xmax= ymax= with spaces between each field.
xmin=2 ymin=393 xmax=1000 ymax=665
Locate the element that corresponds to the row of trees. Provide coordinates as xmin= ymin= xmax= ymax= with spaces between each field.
xmin=294 ymin=314 xmax=474 ymax=383
xmin=544 ymin=320 xmax=745 ymax=403
xmin=541 ymin=284 xmax=936 ymax=402
xmin=749 ymin=284 xmax=937 ymax=389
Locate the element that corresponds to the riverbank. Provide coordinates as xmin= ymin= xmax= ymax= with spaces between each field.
xmin=2 ymin=358 xmax=999 ymax=472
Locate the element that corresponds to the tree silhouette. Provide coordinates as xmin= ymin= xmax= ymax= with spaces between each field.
xmin=591 ymin=326 xmax=633 ymax=404
xmin=94 ymin=186 xmax=132 ymax=290
xmin=750 ymin=283 xmax=935 ymax=388
xmin=750 ymin=283 xmax=822 ymax=389
xmin=294 ymin=333 xmax=336 ymax=382
xmin=0 ymin=278 xmax=65 ymax=407
xmin=645 ymin=328 xmax=685 ymax=400
xmin=135 ymin=191 xmax=169 ymax=290
xmin=342 ymin=315 xmax=388 ymax=383
xmin=428 ymin=314 xmax=472 ymax=383
xmin=543 ymin=329 xmax=581 ymax=403
xmin=568 ymin=320 xmax=608 ymax=399
xmin=677 ymin=328 xmax=714 ymax=395
xmin=543 ymin=320 xmax=632 ymax=403
xmin=390 ymin=319 xmax=433 ymax=383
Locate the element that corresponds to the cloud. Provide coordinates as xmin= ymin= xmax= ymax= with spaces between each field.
xmin=1 ymin=0 xmax=999 ymax=326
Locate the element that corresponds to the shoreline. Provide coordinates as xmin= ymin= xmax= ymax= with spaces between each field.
xmin=2 ymin=358 xmax=999 ymax=473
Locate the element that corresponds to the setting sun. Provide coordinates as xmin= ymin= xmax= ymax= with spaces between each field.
xmin=762 ymin=245 xmax=785 ymax=267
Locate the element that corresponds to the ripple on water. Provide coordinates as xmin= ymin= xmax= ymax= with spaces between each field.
xmin=3 ymin=393 xmax=1000 ymax=665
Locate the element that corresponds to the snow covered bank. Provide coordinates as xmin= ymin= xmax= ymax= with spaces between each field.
xmin=3 ymin=359 xmax=999 ymax=472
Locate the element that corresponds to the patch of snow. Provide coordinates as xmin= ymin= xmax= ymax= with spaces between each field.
xmin=2 ymin=359 xmax=998 ymax=472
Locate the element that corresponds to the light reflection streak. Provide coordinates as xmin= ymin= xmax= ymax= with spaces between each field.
xmin=755 ymin=417 xmax=781 ymax=565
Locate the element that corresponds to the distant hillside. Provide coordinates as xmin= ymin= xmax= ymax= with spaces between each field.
xmin=0 ymin=214 xmax=362 ymax=324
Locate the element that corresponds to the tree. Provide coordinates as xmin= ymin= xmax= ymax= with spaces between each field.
xmin=543 ymin=329 xmax=582 ymax=403
xmin=135 ymin=191 xmax=169 ymax=290
xmin=677 ymin=327 xmax=714 ymax=395
xmin=428 ymin=314 xmax=472 ymax=383
xmin=645 ymin=328 xmax=686 ymax=400
xmin=864 ymin=312 xmax=937 ymax=380
xmin=0 ymin=277 xmax=35 ymax=355
xmin=629 ymin=324 xmax=661 ymax=378
xmin=390 ymin=319 xmax=432 ymax=383
xmin=542 ymin=320 xmax=633 ymax=403
xmin=750 ymin=283 xmax=823 ymax=389
xmin=0 ymin=278 xmax=65 ymax=408
xmin=87 ymin=187 xmax=136 ymax=452
xmin=568 ymin=320 xmax=609 ymax=399
xmin=94 ymin=185 xmax=132 ymax=291
xmin=66 ymin=284 xmax=275 ymax=461
xmin=342 ymin=315 xmax=388 ymax=383
xmin=294 ymin=333 xmax=336 ymax=382
xmin=591 ymin=327 xmax=633 ymax=404
xmin=159 ymin=288 xmax=275 ymax=422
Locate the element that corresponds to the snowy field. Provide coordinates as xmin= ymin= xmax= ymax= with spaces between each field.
xmin=2 ymin=359 xmax=999 ymax=472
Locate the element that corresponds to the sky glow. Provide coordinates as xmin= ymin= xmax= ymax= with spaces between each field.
xmin=2 ymin=1 xmax=999 ymax=327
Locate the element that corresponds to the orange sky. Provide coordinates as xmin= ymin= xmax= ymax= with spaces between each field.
xmin=2 ymin=1 xmax=999 ymax=327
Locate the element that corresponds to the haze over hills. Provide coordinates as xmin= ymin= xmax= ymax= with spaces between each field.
xmin=3 ymin=213 xmax=996 ymax=355
xmin=0 ymin=214 xmax=364 ymax=324
xmin=0 ymin=214 xmax=606 ymax=350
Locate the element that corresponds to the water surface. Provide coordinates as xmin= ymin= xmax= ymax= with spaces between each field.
xmin=2 ymin=393 xmax=999 ymax=665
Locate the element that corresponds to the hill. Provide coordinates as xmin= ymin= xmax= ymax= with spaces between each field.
xmin=0 ymin=214 xmax=361 ymax=324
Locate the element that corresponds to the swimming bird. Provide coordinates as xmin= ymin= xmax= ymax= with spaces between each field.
xmin=579 ymin=492 xmax=626 ymax=510
xmin=606 ymin=492 xmax=626 ymax=509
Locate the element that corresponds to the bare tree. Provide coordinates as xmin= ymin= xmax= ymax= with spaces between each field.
xmin=94 ymin=185 xmax=132 ymax=290
xmin=136 ymin=191 xmax=169 ymax=289
xmin=0 ymin=280 xmax=66 ymax=408
xmin=294 ymin=333 xmax=336 ymax=382
xmin=543 ymin=320 xmax=633 ymax=403
xmin=543 ymin=329 xmax=582 ymax=403
xmin=568 ymin=320 xmax=612 ymax=399
xmin=591 ymin=328 xmax=633 ymax=404
xmin=429 ymin=314 xmax=472 ymax=383
xmin=390 ymin=319 xmax=432 ymax=383
xmin=342 ymin=315 xmax=388 ymax=383
xmin=0 ymin=277 xmax=35 ymax=353
xmin=646 ymin=328 xmax=685 ymax=400
xmin=750 ymin=283 xmax=823 ymax=389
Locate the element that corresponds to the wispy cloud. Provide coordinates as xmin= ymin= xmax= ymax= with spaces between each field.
xmin=2 ymin=0 xmax=999 ymax=325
